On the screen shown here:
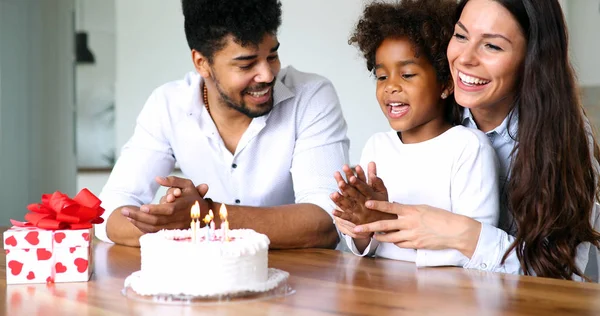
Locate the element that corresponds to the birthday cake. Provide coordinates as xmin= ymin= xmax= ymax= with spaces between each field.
xmin=125 ymin=228 xmax=279 ymax=297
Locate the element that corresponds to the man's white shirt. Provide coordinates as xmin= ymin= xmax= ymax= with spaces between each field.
xmin=96 ymin=66 xmax=349 ymax=243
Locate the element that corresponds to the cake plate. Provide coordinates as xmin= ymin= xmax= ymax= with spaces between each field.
xmin=122 ymin=268 xmax=294 ymax=305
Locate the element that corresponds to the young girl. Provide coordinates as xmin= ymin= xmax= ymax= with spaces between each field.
xmin=331 ymin=0 xmax=500 ymax=267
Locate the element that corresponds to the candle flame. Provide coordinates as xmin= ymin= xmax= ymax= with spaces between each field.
xmin=209 ymin=209 xmax=214 ymax=219
xmin=203 ymin=213 xmax=211 ymax=224
xmin=219 ymin=203 xmax=228 ymax=220
xmin=191 ymin=201 xmax=200 ymax=219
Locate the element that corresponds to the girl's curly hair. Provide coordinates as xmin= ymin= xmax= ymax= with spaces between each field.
xmin=349 ymin=0 xmax=457 ymax=85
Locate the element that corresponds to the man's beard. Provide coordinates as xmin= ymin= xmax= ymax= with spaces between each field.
xmin=213 ymin=74 xmax=275 ymax=118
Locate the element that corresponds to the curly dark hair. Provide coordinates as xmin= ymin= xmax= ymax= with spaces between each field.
xmin=349 ymin=0 xmax=459 ymax=124
xmin=181 ymin=0 xmax=282 ymax=63
xmin=350 ymin=0 xmax=456 ymax=82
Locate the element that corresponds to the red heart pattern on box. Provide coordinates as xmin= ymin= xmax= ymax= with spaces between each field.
xmin=5 ymin=236 xmax=17 ymax=247
xmin=4 ymin=227 xmax=90 ymax=249
xmin=74 ymin=258 xmax=88 ymax=273
xmin=3 ymin=227 xmax=94 ymax=284
xmin=54 ymin=232 xmax=66 ymax=243
xmin=36 ymin=248 xmax=52 ymax=261
xmin=55 ymin=263 xmax=67 ymax=273
xmin=8 ymin=260 xmax=23 ymax=276
xmin=24 ymin=232 xmax=39 ymax=246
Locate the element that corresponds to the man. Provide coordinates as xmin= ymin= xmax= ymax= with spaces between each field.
xmin=96 ymin=0 xmax=349 ymax=248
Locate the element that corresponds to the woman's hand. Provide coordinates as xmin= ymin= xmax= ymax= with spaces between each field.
xmin=354 ymin=201 xmax=482 ymax=258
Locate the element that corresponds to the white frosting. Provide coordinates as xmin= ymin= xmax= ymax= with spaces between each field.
xmin=130 ymin=228 xmax=271 ymax=296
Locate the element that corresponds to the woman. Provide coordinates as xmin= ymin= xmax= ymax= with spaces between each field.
xmin=349 ymin=0 xmax=600 ymax=280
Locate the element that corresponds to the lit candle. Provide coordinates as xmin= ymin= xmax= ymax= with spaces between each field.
xmin=190 ymin=218 xmax=195 ymax=243
xmin=222 ymin=220 xmax=229 ymax=242
xmin=219 ymin=204 xmax=229 ymax=242
xmin=209 ymin=210 xmax=215 ymax=241
xmin=190 ymin=201 xmax=201 ymax=243
xmin=195 ymin=216 xmax=200 ymax=243
xmin=203 ymin=212 xmax=212 ymax=241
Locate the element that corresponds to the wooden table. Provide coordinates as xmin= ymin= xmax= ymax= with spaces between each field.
xmin=3 ymin=232 xmax=600 ymax=316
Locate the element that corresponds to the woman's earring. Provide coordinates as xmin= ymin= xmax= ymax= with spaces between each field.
xmin=441 ymin=92 xmax=448 ymax=99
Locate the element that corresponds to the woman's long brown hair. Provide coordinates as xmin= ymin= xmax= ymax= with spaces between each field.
xmin=456 ymin=0 xmax=600 ymax=280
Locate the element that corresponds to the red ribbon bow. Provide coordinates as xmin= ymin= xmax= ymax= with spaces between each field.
xmin=11 ymin=188 xmax=105 ymax=230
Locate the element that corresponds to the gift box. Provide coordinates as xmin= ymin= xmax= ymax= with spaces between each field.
xmin=3 ymin=226 xmax=93 ymax=284
xmin=4 ymin=189 xmax=103 ymax=284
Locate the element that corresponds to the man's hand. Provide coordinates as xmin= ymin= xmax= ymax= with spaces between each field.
xmin=334 ymin=215 xmax=373 ymax=253
xmin=160 ymin=182 xmax=209 ymax=204
xmin=334 ymin=215 xmax=372 ymax=239
xmin=330 ymin=163 xmax=395 ymax=226
xmin=121 ymin=176 xmax=211 ymax=233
